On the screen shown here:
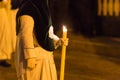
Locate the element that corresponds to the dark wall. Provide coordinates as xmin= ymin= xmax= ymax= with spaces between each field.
xmin=68 ymin=0 xmax=98 ymax=36
xmin=50 ymin=0 xmax=120 ymax=37
xmin=49 ymin=0 xmax=69 ymax=33
xmin=100 ymin=16 xmax=120 ymax=37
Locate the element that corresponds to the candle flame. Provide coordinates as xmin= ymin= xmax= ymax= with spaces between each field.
xmin=63 ymin=25 xmax=67 ymax=32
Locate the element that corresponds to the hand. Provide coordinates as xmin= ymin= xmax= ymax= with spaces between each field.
xmin=60 ymin=38 xmax=69 ymax=46
xmin=27 ymin=58 xmax=36 ymax=69
xmin=1 ymin=0 xmax=8 ymax=7
xmin=2 ymin=0 xmax=7 ymax=4
xmin=3 ymin=0 xmax=7 ymax=2
xmin=54 ymin=38 xmax=69 ymax=49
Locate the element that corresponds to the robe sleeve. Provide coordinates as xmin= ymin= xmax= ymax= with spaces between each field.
xmin=20 ymin=15 xmax=36 ymax=59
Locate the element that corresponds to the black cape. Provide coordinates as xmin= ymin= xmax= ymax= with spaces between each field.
xmin=16 ymin=0 xmax=55 ymax=51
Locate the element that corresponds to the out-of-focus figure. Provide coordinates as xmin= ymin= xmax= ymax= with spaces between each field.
xmin=0 ymin=0 xmax=17 ymax=67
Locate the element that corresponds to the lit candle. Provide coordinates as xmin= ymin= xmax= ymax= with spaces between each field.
xmin=63 ymin=26 xmax=67 ymax=39
xmin=60 ymin=25 xmax=67 ymax=80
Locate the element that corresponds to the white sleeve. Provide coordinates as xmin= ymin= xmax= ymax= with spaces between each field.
xmin=49 ymin=25 xmax=59 ymax=41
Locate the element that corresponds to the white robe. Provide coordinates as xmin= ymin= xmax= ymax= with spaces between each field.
xmin=15 ymin=15 xmax=58 ymax=80
xmin=0 ymin=3 xmax=16 ymax=60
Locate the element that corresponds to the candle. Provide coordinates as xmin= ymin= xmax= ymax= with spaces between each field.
xmin=63 ymin=26 xmax=67 ymax=39
xmin=60 ymin=25 xmax=67 ymax=80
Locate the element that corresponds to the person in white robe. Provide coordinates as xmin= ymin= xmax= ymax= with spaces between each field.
xmin=0 ymin=0 xmax=17 ymax=67
xmin=15 ymin=0 xmax=68 ymax=80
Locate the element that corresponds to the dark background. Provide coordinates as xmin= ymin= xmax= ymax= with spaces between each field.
xmin=50 ymin=0 xmax=120 ymax=37
xmin=11 ymin=0 xmax=120 ymax=37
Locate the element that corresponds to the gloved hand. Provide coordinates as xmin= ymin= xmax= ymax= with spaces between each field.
xmin=60 ymin=38 xmax=69 ymax=46
xmin=54 ymin=38 xmax=69 ymax=49
xmin=27 ymin=58 xmax=36 ymax=69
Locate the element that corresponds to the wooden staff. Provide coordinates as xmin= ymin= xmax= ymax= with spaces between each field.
xmin=60 ymin=26 xmax=67 ymax=80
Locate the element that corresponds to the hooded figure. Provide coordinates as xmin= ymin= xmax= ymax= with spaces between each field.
xmin=15 ymin=0 xmax=62 ymax=80
xmin=0 ymin=0 xmax=15 ymax=63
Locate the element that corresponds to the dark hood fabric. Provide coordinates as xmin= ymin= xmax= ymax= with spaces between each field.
xmin=16 ymin=0 xmax=55 ymax=51
xmin=11 ymin=0 xmax=23 ymax=9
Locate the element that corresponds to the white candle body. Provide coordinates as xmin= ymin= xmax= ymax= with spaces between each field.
xmin=63 ymin=26 xmax=67 ymax=39
xmin=60 ymin=26 xmax=67 ymax=80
